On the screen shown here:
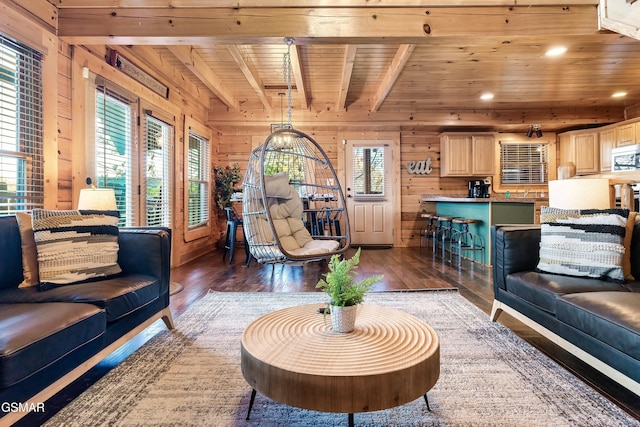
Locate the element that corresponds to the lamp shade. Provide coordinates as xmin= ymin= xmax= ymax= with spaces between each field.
xmin=77 ymin=188 xmax=117 ymax=210
xmin=548 ymin=178 xmax=612 ymax=210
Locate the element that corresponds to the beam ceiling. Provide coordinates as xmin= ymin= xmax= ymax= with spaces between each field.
xmin=51 ymin=2 xmax=640 ymax=133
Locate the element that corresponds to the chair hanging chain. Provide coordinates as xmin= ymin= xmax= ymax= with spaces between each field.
xmin=283 ymin=38 xmax=294 ymax=128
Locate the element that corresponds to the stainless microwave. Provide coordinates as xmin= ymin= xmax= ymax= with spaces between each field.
xmin=612 ymin=144 xmax=640 ymax=172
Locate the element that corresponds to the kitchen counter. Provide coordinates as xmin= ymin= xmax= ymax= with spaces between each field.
xmin=422 ymin=195 xmax=548 ymax=203
xmin=421 ymin=195 xmax=546 ymax=265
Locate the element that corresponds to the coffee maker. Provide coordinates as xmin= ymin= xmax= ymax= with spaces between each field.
xmin=468 ymin=179 xmax=490 ymax=198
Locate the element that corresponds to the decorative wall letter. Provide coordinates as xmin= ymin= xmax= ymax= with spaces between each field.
xmin=407 ymin=157 xmax=433 ymax=174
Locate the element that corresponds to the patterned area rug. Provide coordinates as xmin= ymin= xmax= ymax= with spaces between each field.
xmin=45 ymin=291 xmax=639 ymax=426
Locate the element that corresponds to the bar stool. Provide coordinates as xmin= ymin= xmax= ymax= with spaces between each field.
xmin=222 ymin=207 xmax=251 ymax=265
xmin=419 ymin=213 xmax=436 ymax=254
xmin=435 ymin=216 xmax=455 ymax=259
xmin=449 ymin=218 xmax=484 ymax=265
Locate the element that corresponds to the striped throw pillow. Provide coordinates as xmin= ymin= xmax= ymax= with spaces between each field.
xmin=32 ymin=209 xmax=121 ymax=287
xmin=537 ymin=207 xmax=629 ymax=283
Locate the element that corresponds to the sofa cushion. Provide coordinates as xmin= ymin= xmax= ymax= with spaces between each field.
xmin=0 ymin=303 xmax=106 ymax=388
xmin=557 ymin=292 xmax=640 ymax=361
xmin=505 ymin=271 xmax=627 ymax=314
xmin=15 ymin=212 xmax=39 ymax=288
xmin=32 ymin=209 xmax=122 ymax=287
xmin=0 ymin=274 xmax=159 ymax=322
xmin=537 ymin=207 xmax=628 ymax=283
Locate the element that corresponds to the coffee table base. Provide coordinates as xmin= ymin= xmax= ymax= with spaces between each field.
xmin=245 ymin=388 xmax=432 ymax=425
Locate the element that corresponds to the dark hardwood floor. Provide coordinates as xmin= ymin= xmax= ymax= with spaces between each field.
xmin=17 ymin=246 xmax=640 ymax=426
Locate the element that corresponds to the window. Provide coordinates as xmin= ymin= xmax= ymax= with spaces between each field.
xmin=186 ymin=129 xmax=210 ymax=230
xmin=352 ymin=146 xmax=385 ymax=197
xmin=143 ymin=114 xmax=172 ymax=227
xmin=500 ymin=142 xmax=549 ymax=185
xmin=95 ymin=85 xmax=137 ymax=226
xmin=0 ymin=35 xmax=43 ymax=213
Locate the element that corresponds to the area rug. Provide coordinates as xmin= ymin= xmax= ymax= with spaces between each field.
xmin=45 ymin=291 xmax=639 ymax=427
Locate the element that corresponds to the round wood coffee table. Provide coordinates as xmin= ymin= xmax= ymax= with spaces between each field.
xmin=241 ymin=303 xmax=440 ymax=424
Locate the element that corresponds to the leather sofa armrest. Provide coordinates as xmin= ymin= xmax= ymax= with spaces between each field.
xmin=491 ymin=225 xmax=541 ymax=292
xmin=117 ymin=228 xmax=171 ymax=298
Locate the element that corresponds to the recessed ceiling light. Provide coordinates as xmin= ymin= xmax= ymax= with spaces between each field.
xmin=545 ymin=46 xmax=567 ymax=57
xmin=480 ymin=93 xmax=494 ymax=100
xmin=612 ymin=91 xmax=627 ymax=98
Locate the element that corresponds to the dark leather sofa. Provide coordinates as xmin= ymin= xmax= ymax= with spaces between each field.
xmin=491 ymin=224 xmax=640 ymax=396
xmin=0 ymin=215 xmax=174 ymax=425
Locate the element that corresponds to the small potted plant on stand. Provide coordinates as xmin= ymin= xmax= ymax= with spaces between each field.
xmin=316 ymin=248 xmax=383 ymax=333
xmin=213 ymin=163 xmax=242 ymax=213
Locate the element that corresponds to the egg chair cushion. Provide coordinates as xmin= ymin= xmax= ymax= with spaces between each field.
xmin=267 ymin=189 xmax=313 ymax=252
xmin=264 ymin=172 xmax=294 ymax=199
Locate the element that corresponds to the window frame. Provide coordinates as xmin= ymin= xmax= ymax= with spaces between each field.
xmin=0 ymin=34 xmax=44 ymax=213
xmin=492 ymin=134 xmax=557 ymax=194
xmin=183 ymin=117 xmax=212 ymax=242
xmin=141 ymin=102 xmax=174 ymax=228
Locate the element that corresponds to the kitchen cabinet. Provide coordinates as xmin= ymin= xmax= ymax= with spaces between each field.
xmin=559 ymin=130 xmax=599 ymax=175
xmin=440 ymin=133 xmax=494 ymax=177
xmin=599 ymin=128 xmax=615 ymax=172
xmin=616 ymin=122 xmax=636 ymax=147
xmin=573 ymin=132 xmax=599 ymax=174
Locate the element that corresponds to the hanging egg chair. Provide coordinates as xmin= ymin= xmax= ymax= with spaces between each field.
xmin=242 ymin=128 xmax=350 ymax=265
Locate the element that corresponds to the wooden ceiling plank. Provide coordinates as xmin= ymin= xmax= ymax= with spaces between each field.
xmin=226 ymin=45 xmax=273 ymax=112
xmin=337 ymin=45 xmax=357 ymax=111
xmin=57 ymin=6 xmax=600 ymax=45
xmin=56 ymin=1 xmax=600 ymax=7
xmin=167 ymin=45 xmax=238 ymax=110
xmin=371 ymin=44 xmax=415 ymax=112
xmin=289 ymin=44 xmax=309 ymax=110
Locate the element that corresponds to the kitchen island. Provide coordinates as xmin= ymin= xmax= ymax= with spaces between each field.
xmin=421 ymin=196 xmax=546 ymax=265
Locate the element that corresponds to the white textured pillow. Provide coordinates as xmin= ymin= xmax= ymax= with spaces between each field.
xmin=537 ymin=207 xmax=628 ymax=283
xmin=32 ymin=209 xmax=121 ymax=288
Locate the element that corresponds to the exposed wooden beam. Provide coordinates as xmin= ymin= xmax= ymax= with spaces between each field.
xmin=205 ymin=106 xmax=625 ymax=131
xmin=116 ymin=45 xmax=214 ymax=110
xmin=289 ymin=44 xmax=309 ymax=110
xmin=167 ymin=45 xmax=238 ymax=110
xmin=371 ymin=44 xmax=415 ymax=112
xmin=337 ymin=45 xmax=357 ymax=112
xmin=58 ymin=6 xmax=600 ymax=45
xmin=226 ymin=45 xmax=272 ymax=112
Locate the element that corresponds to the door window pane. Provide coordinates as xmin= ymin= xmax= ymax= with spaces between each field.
xmin=352 ymin=147 xmax=385 ymax=196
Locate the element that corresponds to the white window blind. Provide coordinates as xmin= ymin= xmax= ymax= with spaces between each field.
xmin=187 ymin=130 xmax=210 ymax=229
xmin=0 ymin=34 xmax=43 ymax=213
xmin=500 ymin=142 xmax=549 ymax=185
xmin=352 ymin=146 xmax=385 ymax=197
xmin=95 ymin=84 xmax=137 ymax=226
xmin=143 ymin=113 xmax=172 ymax=227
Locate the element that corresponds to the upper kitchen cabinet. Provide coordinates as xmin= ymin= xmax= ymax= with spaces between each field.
xmin=616 ymin=122 xmax=636 ymax=147
xmin=558 ymin=130 xmax=600 ymax=175
xmin=440 ymin=133 xmax=495 ymax=177
xmin=599 ymin=128 xmax=615 ymax=172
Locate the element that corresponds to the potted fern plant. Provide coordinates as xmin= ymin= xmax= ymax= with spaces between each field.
xmin=316 ymin=248 xmax=383 ymax=333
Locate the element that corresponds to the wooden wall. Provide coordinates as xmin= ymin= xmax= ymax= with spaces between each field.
xmin=215 ymin=128 xmax=470 ymax=249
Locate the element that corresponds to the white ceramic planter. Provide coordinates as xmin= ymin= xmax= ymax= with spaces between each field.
xmin=330 ymin=304 xmax=358 ymax=333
